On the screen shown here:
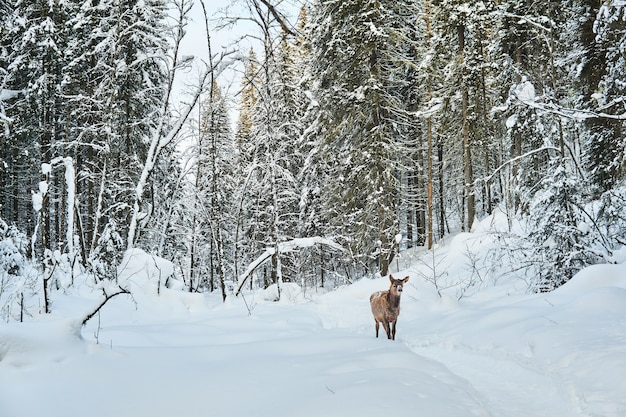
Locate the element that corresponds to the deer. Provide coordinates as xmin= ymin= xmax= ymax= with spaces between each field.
xmin=369 ymin=275 xmax=410 ymax=340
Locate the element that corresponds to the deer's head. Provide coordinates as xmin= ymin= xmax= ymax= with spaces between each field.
xmin=389 ymin=275 xmax=409 ymax=296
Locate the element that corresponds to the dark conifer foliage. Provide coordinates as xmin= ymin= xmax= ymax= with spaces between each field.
xmin=1 ymin=0 xmax=169 ymax=271
xmin=2 ymin=0 xmax=626 ymax=302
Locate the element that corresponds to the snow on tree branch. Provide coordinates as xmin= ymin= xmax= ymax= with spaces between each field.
xmin=512 ymin=88 xmax=626 ymax=121
xmin=235 ymin=237 xmax=344 ymax=296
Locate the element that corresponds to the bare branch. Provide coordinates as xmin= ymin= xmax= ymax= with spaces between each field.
xmin=81 ymin=286 xmax=130 ymax=326
xmin=256 ymin=0 xmax=298 ymax=37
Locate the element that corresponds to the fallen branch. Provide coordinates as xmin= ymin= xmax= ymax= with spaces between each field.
xmin=82 ymin=286 xmax=130 ymax=326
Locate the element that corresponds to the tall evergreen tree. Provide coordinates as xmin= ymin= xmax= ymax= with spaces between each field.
xmin=4 ymin=0 xmax=72 ymax=260
xmin=310 ymin=0 xmax=412 ymax=276
xmin=583 ymin=2 xmax=626 ymax=192
xmin=105 ymin=0 xmax=169 ymax=249
xmin=193 ymin=81 xmax=234 ymax=299
xmin=235 ymin=48 xmax=259 ymax=167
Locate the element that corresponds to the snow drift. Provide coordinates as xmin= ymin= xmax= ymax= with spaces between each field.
xmin=1 ymin=217 xmax=625 ymax=417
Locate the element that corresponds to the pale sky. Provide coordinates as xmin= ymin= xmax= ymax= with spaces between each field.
xmin=174 ymin=0 xmax=300 ymax=128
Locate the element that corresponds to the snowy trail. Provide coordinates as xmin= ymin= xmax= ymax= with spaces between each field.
xmin=3 ymin=255 xmax=626 ymax=417
xmin=0 ymin=302 xmax=493 ymax=417
xmin=406 ymin=343 xmax=579 ymax=417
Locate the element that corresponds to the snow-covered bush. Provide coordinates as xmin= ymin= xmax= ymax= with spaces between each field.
xmin=0 ymin=219 xmax=26 ymax=277
xmin=595 ymin=187 xmax=626 ymax=257
xmin=526 ymin=165 xmax=595 ymax=291
xmin=0 ymin=218 xmax=37 ymax=321
xmin=87 ymin=220 xmax=125 ymax=281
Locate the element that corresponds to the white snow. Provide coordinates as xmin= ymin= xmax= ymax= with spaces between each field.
xmin=41 ymin=163 xmax=52 ymax=175
xmin=0 ymin=89 xmax=25 ymax=101
xmin=506 ymin=114 xmax=518 ymax=129
xmin=1 ymin=216 xmax=625 ymax=417
xmin=117 ymin=247 xmax=176 ymax=295
xmin=31 ymin=192 xmax=43 ymax=213
xmin=513 ymin=78 xmax=536 ymax=102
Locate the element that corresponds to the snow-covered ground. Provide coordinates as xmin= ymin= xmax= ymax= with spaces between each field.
xmin=2 ymin=219 xmax=626 ymax=417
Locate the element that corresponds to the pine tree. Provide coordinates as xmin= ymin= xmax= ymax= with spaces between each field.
xmin=489 ymin=0 xmax=574 ymax=212
xmin=583 ymin=2 xmax=626 ymax=192
xmin=236 ymin=48 xmax=259 ymax=167
xmin=528 ymin=163 xmax=596 ymax=291
xmin=193 ymin=81 xmax=235 ymax=299
xmin=310 ymin=0 xmax=413 ymax=276
xmin=5 ymin=0 xmax=73 ymax=262
xmin=62 ymin=0 xmax=116 ymax=259
xmin=106 ymin=0 xmax=169 ymax=249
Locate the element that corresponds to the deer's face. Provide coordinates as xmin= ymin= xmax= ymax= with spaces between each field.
xmin=389 ymin=275 xmax=409 ymax=295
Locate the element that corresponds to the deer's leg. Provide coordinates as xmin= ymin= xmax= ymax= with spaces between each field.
xmin=374 ymin=320 xmax=380 ymax=338
xmin=391 ymin=320 xmax=396 ymax=340
xmin=382 ymin=320 xmax=391 ymax=339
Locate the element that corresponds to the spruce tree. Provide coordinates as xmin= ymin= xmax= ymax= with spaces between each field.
xmin=194 ymin=81 xmax=235 ymax=298
xmin=310 ymin=0 xmax=415 ymax=276
xmin=583 ymin=2 xmax=626 ymax=192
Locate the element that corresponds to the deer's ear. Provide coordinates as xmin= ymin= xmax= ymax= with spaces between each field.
xmin=389 ymin=275 xmax=394 ymax=283
xmin=402 ymin=276 xmax=409 ymax=284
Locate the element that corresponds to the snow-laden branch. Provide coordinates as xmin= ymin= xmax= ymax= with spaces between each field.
xmin=32 ymin=157 xmax=76 ymax=255
xmin=512 ymin=90 xmax=626 ymax=121
xmin=0 ymin=89 xmax=25 ymax=101
xmin=81 ymin=285 xmax=130 ymax=326
xmin=499 ymin=11 xmax=552 ymax=33
xmin=476 ymin=146 xmax=561 ymax=186
xmin=256 ymin=0 xmax=298 ymax=37
xmin=235 ymin=237 xmax=345 ymax=296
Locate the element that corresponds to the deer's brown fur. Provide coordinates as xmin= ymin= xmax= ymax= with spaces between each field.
xmin=369 ymin=275 xmax=409 ymax=340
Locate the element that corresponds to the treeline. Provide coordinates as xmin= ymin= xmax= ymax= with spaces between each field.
xmin=1 ymin=0 xmax=626 ymax=310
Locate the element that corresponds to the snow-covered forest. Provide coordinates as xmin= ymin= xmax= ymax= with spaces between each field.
xmin=3 ymin=0 xmax=626 ymax=305
xmin=1 ymin=0 xmax=626 ymax=415
xmin=1 ymin=0 xmax=626 ymax=307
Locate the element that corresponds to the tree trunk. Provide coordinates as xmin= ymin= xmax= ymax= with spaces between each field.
xmin=425 ymin=0 xmax=434 ymax=249
xmin=459 ymin=23 xmax=475 ymax=231
xmin=438 ymin=140 xmax=446 ymax=239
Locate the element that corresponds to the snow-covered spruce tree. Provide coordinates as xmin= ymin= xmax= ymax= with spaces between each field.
xmin=412 ymin=0 xmax=450 ymax=246
xmin=235 ymin=48 xmax=259 ymax=169
xmin=595 ymin=187 xmax=626 ymax=255
xmin=242 ymin=53 xmax=302 ymax=290
xmin=0 ymin=216 xmax=31 ymax=322
xmin=1 ymin=2 xmax=70 ymax=313
xmin=233 ymin=48 xmax=259 ymax=285
xmin=310 ymin=0 xmax=410 ymax=277
xmin=269 ymin=23 xmax=318 ymax=286
xmin=582 ymin=2 xmax=626 ymax=193
xmin=489 ymin=0 xmax=577 ymax=214
xmin=62 ymin=0 xmax=120 ymax=260
xmin=103 ymin=0 xmax=169 ymax=251
xmin=292 ymin=5 xmax=341 ymax=288
xmin=4 ymin=0 xmax=72 ymax=260
xmin=527 ymin=162 xmax=598 ymax=292
xmin=0 ymin=2 xmax=12 ymax=138
xmin=0 ymin=4 xmax=19 ymax=228
xmin=192 ymin=81 xmax=235 ymax=300
xmin=2 ymin=0 xmax=171 ymax=282
xmin=363 ymin=0 xmax=423 ymax=251
xmin=430 ymin=1 xmax=471 ymax=231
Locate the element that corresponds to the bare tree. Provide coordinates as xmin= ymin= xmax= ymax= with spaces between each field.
xmin=126 ymin=0 xmax=233 ymax=251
